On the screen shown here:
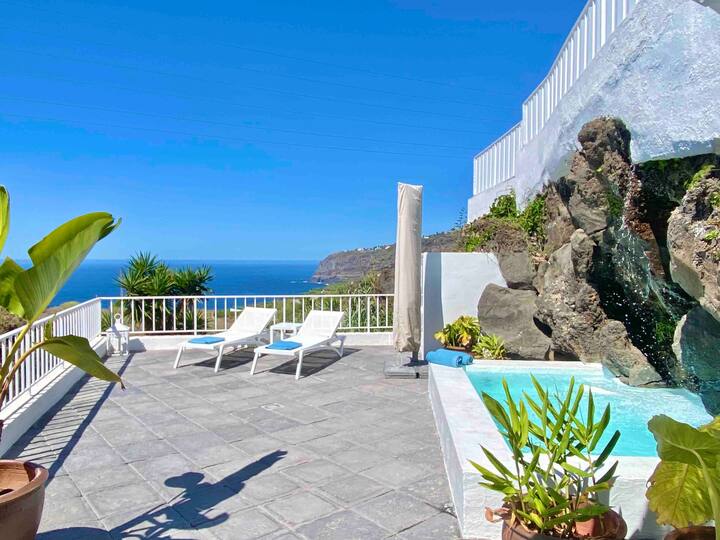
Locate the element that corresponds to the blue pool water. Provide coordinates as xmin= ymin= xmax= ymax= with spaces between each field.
xmin=465 ymin=364 xmax=713 ymax=457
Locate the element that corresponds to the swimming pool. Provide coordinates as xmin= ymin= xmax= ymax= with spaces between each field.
xmin=465 ymin=363 xmax=712 ymax=457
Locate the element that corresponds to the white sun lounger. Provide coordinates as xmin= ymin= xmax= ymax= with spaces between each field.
xmin=174 ymin=307 xmax=277 ymax=373
xmin=250 ymin=310 xmax=345 ymax=380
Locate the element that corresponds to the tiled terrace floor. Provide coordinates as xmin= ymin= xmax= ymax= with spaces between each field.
xmin=6 ymin=346 xmax=463 ymax=539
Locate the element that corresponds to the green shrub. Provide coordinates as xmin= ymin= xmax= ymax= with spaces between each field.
xmin=704 ymin=229 xmax=719 ymax=242
xmin=472 ymin=334 xmax=506 ymax=359
xmin=518 ymin=194 xmax=546 ymax=242
xmin=607 ymin=191 xmax=624 ymax=218
xmin=686 ymin=162 xmax=717 ymax=190
xmin=710 ymin=191 xmax=720 ymax=208
xmin=488 ymin=191 xmax=518 ymax=219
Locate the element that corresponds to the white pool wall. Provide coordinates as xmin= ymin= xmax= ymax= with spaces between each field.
xmin=429 ymin=361 xmax=670 ymax=539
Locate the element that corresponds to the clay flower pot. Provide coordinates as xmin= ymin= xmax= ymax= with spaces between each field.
xmin=665 ymin=527 xmax=716 ymax=540
xmin=576 ymin=508 xmax=628 ymax=539
xmin=502 ymin=520 xmax=560 ymax=540
xmin=0 ymin=460 xmax=49 ymax=540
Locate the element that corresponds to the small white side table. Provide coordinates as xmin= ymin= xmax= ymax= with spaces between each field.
xmin=269 ymin=322 xmax=302 ymax=344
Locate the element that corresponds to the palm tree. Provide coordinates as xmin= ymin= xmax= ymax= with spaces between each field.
xmin=114 ymin=253 xmax=213 ymax=331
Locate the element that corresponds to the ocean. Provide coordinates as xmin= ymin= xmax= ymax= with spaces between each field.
xmin=26 ymin=260 xmax=323 ymax=306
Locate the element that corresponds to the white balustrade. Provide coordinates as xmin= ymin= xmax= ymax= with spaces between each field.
xmin=473 ymin=0 xmax=640 ymax=196
xmin=100 ymin=294 xmax=394 ymax=335
xmin=0 ymin=298 xmax=102 ymax=409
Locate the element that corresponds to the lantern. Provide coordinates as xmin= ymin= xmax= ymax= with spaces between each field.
xmin=106 ymin=313 xmax=130 ymax=356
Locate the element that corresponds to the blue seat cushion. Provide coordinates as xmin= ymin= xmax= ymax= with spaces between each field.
xmin=267 ymin=340 xmax=302 ymax=351
xmin=189 ymin=336 xmax=225 ymax=345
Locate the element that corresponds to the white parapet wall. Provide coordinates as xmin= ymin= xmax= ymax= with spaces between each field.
xmin=469 ymin=0 xmax=720 ymax=220
xmin=0 ymin=338 xmax=107 ymax=457
xmin=420 ymin=252 xmax=506 ymax=359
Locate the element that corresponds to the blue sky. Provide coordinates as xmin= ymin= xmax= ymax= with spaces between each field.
xmin=1 ymin=0 xmax=583 ymax=260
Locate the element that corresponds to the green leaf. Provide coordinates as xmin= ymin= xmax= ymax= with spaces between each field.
xmin=0 ymin=257 xmax=24 ymax=317
xmin=0 ymin=186 xmax=9 ymax=254
xmin=40 ymin=335 xmax=124 ymax=387
xmin=648 ymin=415 xmax=720 ymax=467
xmin=595 ymin=461 xmax=619 ymax=485
xmin=646 ymin=460 xmax=712 ymax=528
xmin=481 ymin=446 xmax=517 ymax=480
xmin=595 ymin=430 xmax=620 ymax=468
xmin=14 ymin=213 xmax=120 ymax=321
xmin=560 ymin=461 xmax=592 ymax=478
xmin=482 ymin=392 xmax=512 ymax=434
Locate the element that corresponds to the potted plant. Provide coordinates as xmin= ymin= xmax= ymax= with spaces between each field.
xmin=472 ymin=376 xmax=627 ymax=539
xmin=646 ymin=414 xmax=719 ymax=540
xmin=434 ymin=315 xmax=481 ymax=351
xmin=473 ymin=333 xmax=507 ymax=359
xmin=0 ymin=186 xmax=123 ymax=540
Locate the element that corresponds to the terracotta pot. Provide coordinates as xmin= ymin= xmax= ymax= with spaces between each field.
xmin=576 ymin=508 xmax=627 ymax=539
xmin=0 ymin=460 xmax=49 ymax=540
xmin=665 ymin=527 xmax=716 ymax=540
xmin=502 ymin=521 xmax=560 ymax=540
xmin=446 ymin=345 xmax=470 ymax=352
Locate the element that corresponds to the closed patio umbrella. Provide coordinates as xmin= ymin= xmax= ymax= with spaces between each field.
xmin=392 ymin=182 xmax=423 ymax=360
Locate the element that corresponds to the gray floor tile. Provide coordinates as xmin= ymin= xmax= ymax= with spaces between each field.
xmin=317 ymin=474 xmax=389 ymax=504
xmin=202 ymin=507 xmax=281 ymax=540
xmin=356 ymin=490 xmax=438 ymax=533
xmin=282 ymin=459 xmax=350 ymax=484
xmin=395 ymin=510 xmax=462 ymax=539
xmin=295 ymin=510 xmax=389 ymax=540
xmin=265 ymin=491 xmax=338 ymax=526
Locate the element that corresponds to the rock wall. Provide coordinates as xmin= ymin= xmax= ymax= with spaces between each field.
xmin=474 ymin=117 xmax=720 ymax=407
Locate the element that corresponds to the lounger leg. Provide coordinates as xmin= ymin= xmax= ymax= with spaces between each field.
xmin=214 ymin=345 xmax=225 ymax=373
xmin=250 ymin=351 xmax=261 ymax=375
xmin=338 ymin=336 xmax=345 ymax=358
xmin=174 ymin=346 xmax=184 ymax=369
xmin=295 ymin=351 xmax=304 ymax=380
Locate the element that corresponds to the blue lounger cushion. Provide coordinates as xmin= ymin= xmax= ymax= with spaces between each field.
xmin=267 ymin=340 xmax=302 ymax=351
xmin=189 ymin=336 xmax=225 ymax=345
xmin=426 ymin=349 xmax=473 ymax=368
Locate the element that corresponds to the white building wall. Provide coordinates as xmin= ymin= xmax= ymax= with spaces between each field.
xmin=469 ymin=0 xmax=720 ymax=220
xmin=419 ymin=252 xmax=506 ymax=359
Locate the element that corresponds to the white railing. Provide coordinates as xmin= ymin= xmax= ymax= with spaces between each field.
xmin=472 ymin=0 xmax=641 ymax=196
xmin=100 ymin=294 xmax=394 ymax=335
xmin=0 ymin=298 xmax=102 ymax=409
xmin=0 ymin=293 xmax=394 ymax=409
xmin=473 ymin=123 xmax=522 ymax=193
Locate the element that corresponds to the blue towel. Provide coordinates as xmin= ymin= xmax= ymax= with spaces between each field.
xmin=267 ymin=340 xmax=302 ymax=351
xmin=426 ymin=349 xmax=473 ymax=368
xmin=189 ymin=336 xmax=225 ymax=345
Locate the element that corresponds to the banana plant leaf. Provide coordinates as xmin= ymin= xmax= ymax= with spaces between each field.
xmin=40 ymin=335 xmax=123 ymax=387
xmin=0 ymin=257 xmax=24 ymax=317
xmin=14 ymin=213 xmax=120 ymax=321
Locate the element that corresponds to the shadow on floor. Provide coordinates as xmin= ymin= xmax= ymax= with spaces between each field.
xmin=266 ymin=347 xmax=358 ymax=378
xmin=38 ymin=450 xmax=287 ymax=539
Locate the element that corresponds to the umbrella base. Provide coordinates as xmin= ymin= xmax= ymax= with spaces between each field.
xmin=384 ymin=353 xmax=428 ymax=379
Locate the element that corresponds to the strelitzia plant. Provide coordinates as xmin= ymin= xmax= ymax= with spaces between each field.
xmin=0 ymin=186 xmax=123 ymax=441
xmin=472 ymin=376 xmax=624 ymax=539
xmin=646 ymin=415 xmax=720 ymax=540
